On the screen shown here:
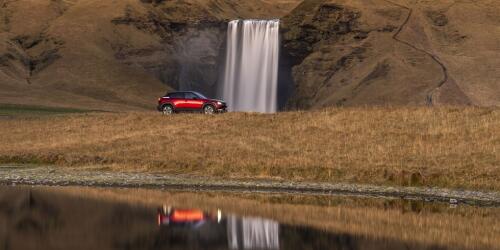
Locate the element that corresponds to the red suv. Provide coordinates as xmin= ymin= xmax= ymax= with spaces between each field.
xmin=157 ymin=91 xmax=227 ymax=115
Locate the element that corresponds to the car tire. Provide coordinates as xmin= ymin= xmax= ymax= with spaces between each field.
xmin=203 ymin=105 xmax=215 ymax=115
xmin=162 ymin=104 xmax=174 ymax=115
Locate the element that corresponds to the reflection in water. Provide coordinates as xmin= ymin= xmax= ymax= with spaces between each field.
xmin=0 ymin=186 xmax=471 ymax=250
xmin=152 ymin=206 xmax=451 ymax=250
xmin=157 ymin=206 xmax=280 ymax=249
xmin=227 ymin=215 xmax=279 ymax=250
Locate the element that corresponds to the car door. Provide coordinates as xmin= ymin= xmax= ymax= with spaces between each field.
xmin=184 ymin=92 xmax=204 ymax=110
xmin=169 ymin=92 xmax=186 ymax=109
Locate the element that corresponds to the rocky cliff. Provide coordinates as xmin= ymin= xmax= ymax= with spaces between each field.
xmin=0 ymin=0 xmax=498 ymax=110
xmin=0 ymin=0 xmax=298 ymax=110
xmin=282 ymin=0 xmax=500 ymax=108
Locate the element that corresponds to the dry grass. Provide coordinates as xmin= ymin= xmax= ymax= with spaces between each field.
xmin=47 ymin=186 xmax=500 ymax=249
xmin=0 ymin=107 xmax=499 ymax=190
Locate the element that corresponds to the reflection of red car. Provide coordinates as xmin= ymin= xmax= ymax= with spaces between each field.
xmin=156 ymin=206 xmax=280 ymax=250
xmin=157 ymin=206 xmax=221 ymax=226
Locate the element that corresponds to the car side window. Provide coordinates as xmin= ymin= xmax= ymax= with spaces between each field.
xmin=185 ymin=92 xmax=198 ymax=99
xmin=168 ymin=92 xmax=184 ymax=99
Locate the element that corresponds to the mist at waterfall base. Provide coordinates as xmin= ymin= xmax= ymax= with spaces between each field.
xmin=221 ymin=20 xmax=280 ymax=113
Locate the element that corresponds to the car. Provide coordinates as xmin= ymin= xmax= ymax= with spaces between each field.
xmin=157 ymin=91 xmax=227 ymax=115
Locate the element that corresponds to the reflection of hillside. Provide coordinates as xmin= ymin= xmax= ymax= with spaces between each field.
xmin=0 ymin=186 xmax=464 ymax=250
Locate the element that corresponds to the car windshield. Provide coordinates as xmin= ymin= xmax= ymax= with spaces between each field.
xmin=192 ymin=92 xmax=208 ymax=99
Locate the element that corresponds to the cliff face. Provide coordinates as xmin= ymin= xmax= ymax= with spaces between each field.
xmin=0 ymin=0 xmax=498 ymax=110
xmin=281 ymin=0 xmax=500 ymax=108
xmin=0 ymin=0 xmax=298 ymax=110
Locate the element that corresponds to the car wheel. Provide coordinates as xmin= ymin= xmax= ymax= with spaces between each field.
xmin=203 ymin=105 xmax=215 ymax=115
xmin=162 ymin=105 xmax=174 ymax=115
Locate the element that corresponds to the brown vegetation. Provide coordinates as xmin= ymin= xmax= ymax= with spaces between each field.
xmin=1 ymin=107 xmax=499 ymax=190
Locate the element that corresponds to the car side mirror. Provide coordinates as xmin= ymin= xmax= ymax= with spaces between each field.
xmin=192 ymin=97 xmax=198 ymax=100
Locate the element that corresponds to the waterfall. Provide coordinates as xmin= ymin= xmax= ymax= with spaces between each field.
xmin=221 ymin=20 xmax=280 ymax=113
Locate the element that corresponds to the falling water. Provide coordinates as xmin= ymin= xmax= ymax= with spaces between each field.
xmin=221 ymin=20 xmax=280 ymax=113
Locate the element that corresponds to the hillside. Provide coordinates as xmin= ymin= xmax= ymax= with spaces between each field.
xmin=282 ymin=0 xmax=500 ymax=108
xmin=0 ymin=0 xmax=299 ymax=111
xmin=0 ymin=0 xmax=499 ymax=110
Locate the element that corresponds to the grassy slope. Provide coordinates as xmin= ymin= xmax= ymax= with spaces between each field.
xmin=0 ymin=108 xmax=498 ymax=191
xmin=0 ymin=104 xmax=92 ymax=117
xmin=283 ymin=0 xmax=500 ymax=108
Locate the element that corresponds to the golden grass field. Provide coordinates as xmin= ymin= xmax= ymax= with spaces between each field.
xmin=43 ymin=186 xmax=500 ymax=249
xmin=1 ymin=107 xmax=499 ymax=190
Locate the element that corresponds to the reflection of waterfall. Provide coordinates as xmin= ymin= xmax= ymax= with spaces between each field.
xmin=221 ymin=20 xmax=280 ymax=113
xmin=227 ymin=215 xmax=280 ymax=250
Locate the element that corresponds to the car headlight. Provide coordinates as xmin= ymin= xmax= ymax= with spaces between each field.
xmin=217 ymin=101 xmax=222 ymax=105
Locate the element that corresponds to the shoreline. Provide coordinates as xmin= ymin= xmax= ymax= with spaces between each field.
xmin=2 ymin=165 xmax=499 ymax=207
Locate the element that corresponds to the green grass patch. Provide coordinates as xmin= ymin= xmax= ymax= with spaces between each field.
xmin=0 ymin=104 xmax=94 ymax=117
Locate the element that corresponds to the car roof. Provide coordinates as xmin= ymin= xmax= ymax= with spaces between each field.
xmin=168 ymin=91 xmax=209 ymax=96
xmin=168 ymin=91 xmax=199 ymax=94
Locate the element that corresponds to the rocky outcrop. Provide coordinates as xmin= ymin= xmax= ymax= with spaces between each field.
xmin=281 ymin=1 xmax=426 ymax=108
xmin=282 ymin=1 xmax=369 ymax=108
xmin=12 ymin=35 xmax=63 ymax=76
xmin=110 ymin=4 xmax=226 ymax=97
xmin=280 ymin=0 xmax=498 ymax=109
xmin=282 ymin=2 xmax=362 ymax=64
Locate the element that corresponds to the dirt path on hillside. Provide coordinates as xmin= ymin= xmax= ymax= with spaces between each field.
xmin=1 ymin=165 xmax=499 ymax=207
xmin=383 ymin=0 xmax=449 ymax=105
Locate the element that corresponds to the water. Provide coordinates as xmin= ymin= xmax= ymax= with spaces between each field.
xmin=221 ymin=20 xmax=280 ymax=113
xmin=1 ymin=186 xmax=499 ymax=250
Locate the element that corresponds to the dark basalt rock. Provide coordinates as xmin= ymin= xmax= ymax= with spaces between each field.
xmin=281 ymin=2 xmax=361 ymax=65
xmin=2 ymin=35 xmax=63 ymax=79
xmin=110 ymin=4 xmax=227 ymax=97
xmin=280 ymin=1 xmax=365 ymax=109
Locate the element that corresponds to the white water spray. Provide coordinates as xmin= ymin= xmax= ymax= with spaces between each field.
xmin=221 ymin=20 xmax=280 ymax=113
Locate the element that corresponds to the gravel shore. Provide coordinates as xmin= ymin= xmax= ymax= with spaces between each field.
xmin=1 ymin=165 xmax=499 ymax=207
